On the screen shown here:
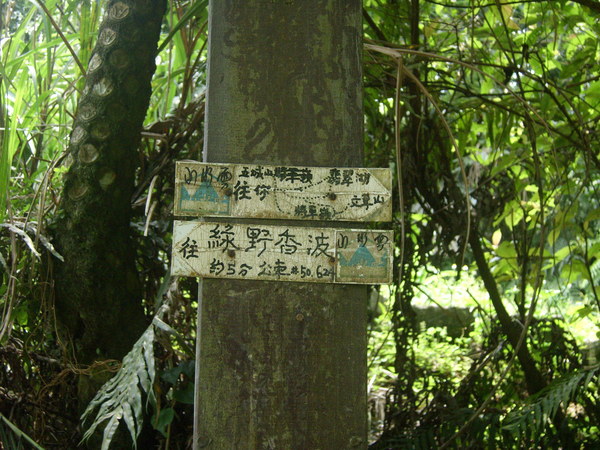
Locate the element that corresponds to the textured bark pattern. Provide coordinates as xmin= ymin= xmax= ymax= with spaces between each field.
xmin=204 ymin=1 xmax=363 ymax=166
xmin=199 ymin=1 xmax=367 ymax=448
xmin=55 ymin=0 xmax=165 ymax=363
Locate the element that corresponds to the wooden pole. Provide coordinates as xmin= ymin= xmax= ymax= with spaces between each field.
xmin=196 ymin=1 xmax=366 ymax=447
xmin=193 ymin=277 xmax=204 ymax=449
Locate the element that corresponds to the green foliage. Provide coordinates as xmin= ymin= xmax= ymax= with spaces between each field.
xmin=0 ymin=0 xmax=89 ymax=220
xmin=81 ymin=321 xmax=157 ymax=449
xmin=0 ymin=413 xmax=44 ymax=450
xmin=78 ymin=273 xmax=199 ymax=448
xmin=364 ymin=0 xmax=600 ymax=446
xmin=2 ymin=0 xmax=207 ymax=445
xmin=503 ymin=365 xmax=600 ymax=441
xmin=2 ymin=0 xmax=600 ymax=447
xmin=0 ymin=0 xmax=90 ymax=344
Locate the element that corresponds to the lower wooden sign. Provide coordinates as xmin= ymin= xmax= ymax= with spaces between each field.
xmin=172 ymin=220 xmax=393 ymax=284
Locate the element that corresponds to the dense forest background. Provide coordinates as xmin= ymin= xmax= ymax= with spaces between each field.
xmin=1 ymin=0 xmax=599 ymax=448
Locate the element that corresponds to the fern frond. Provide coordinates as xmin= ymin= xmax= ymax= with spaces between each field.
xmin=81 ymin=322 xmax=157 ymax=449
xmin=80 ymin=277 xmax=178 ymax=449
xmin=502 ymin=365 xmax=599 ymax=440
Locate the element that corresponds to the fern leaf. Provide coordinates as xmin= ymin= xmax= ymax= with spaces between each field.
xmin=80 ymin=284 xmax=179 ymax=449
xmin=122 ymin=401 xmax=138 ymax=448
xmin=101 ymin=414 xmax=121 ymax=450
xmin=502 ymin=365 xmax=599 ymax=440
xmin=81 ymin=323 xmax=157 ymax=449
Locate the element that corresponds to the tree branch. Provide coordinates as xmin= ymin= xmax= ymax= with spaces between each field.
xmin=422 ymin=0 xmax=600 ymax=14
xmin=469 ymin=227 xmax=547 ymax=394
xmin=362 ymin=8 xmax=387 ymax=42
xmin=570 ymin=0 xmax=600 ymax=13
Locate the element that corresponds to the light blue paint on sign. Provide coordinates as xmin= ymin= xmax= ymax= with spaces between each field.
xmin=179 ymin=181 xmax=230 ymax=215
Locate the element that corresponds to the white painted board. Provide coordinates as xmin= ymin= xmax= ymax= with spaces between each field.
xmin=174 ymin=161 xmax=392 ymax=222
xmin=172 ymin=220 xmax=393 ymax=284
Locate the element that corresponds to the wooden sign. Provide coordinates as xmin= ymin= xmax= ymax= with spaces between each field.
xmin=172 ymin=220 xmax=393 ymax=284
xmin=174 ymin=161 xmax=392 ymax=222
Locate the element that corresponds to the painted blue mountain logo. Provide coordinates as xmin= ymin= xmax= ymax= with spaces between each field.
xmin=179 ymin=181 xmax=230 ymax=215
xmin=339 ymin=247 xmax=388 ymax=268
xmin=337 ymin=247 xmax=388 ymax=283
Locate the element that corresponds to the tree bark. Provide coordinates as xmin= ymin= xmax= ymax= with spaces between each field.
xmin=197 ymin=1 xmax=367 ymax=448
xmin=54 ymin=0 xmax=166 ymax=365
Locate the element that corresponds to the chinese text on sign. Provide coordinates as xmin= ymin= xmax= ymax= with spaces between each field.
xmin=172 ymin=221 xmax=393 ymax=285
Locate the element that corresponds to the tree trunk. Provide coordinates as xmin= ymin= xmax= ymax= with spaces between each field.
xmin=54 ymin=0 xmax=166 ymax=365
xmin=197 ymin=1 xmax=367 ymax=448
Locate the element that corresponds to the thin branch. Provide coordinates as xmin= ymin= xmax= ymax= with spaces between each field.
xmin=397 ymin=64 xmax=471 ymax=270
xmin=362 ymin=7 xmax=387 ymax=42
xmin=394 ymin=60 xmax=406 ymax=290
xmin=423 ymin=0 xmax=600 ymax=13
xmin=570 ymin=0 xmax=600 ymax=13
xmin=34 ymin=0 xmax=85 ymax=75
xmin=440 ymin=228 xmax=545 ymax=448
xmin=365 ymin=42 xmax=557 ymax=146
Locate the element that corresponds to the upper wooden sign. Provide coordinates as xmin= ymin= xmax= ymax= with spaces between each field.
xmin=174 ymin=161 xmax=392 ymax=222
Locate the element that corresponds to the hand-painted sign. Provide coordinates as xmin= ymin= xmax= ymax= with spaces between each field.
xmin=172 ymin=220 xmax=393 ymax=284
xmin=174 ymin=161 xmax=392 ymax=222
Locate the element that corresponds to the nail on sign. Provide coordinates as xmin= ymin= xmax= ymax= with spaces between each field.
xmin=174 ymin=161 xmax=392 ymax=222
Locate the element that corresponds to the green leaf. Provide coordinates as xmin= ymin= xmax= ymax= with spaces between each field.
xmin=584 ymin=208 xmax=600 ymax=227
xmin=503 ymin=366 xmax=600 ymax=440
xmin=179 ymin=360 xmax=195 ymax=379
xmin=0 ymin=413 xmax=45 ymax=450
xmin=153 ymin=407 xmax=175 ymax=437
xmin=81 ymin=324 xmax=157 ymax=448
xmin=576 ymin=305 xmax=594 ymax=319
xmin=161 ymin=366 xmax=182 ymax=385
xmin=548 ymin=227 xmax=559 ymax=247
xmin=161 ymin=360 xmax=195 ymax=385
xmin=495 ymin=241 xmax=517 ymax=259
xmin=101 ymin=414 xmax=121 ymax=450
xmin=122 ymin=401 xmax=138 ymax=449
xmin=584 ymin=80 xmax=600 ymax=105
xmin=157 ymin=0 xmax=208 ymax=53
xmin=173 ymin=383 xmax=195 ymax=405
xmin=553 ymin=245 xmax=572 ymax=263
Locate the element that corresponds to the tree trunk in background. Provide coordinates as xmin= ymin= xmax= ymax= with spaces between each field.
xmin=197 ymin=1 xmax=367 ymax=448
xmin=54 ymin=0 xmax=166 ymax=365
